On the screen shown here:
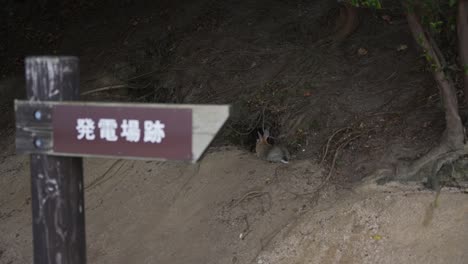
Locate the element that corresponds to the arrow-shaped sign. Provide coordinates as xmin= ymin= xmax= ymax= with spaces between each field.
xmin=15 ymin=100 xmax=230 ymax=162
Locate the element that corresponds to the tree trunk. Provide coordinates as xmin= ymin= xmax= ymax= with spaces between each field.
xmin=334 ymin=2 xmax=359 ymax=42
xmin=393 ymin=9 xmax=465 ymax=184
xmin=458 ymin=0 xmax=468 ymax=105
xmin=406 ymin=12 xmax=464 ymax=148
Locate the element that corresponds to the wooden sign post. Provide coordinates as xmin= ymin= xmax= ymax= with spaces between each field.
xmin=22 ymin=57 xmax=86 ymax=264
xmin=15 ymin=56 xmax=230 ymax=264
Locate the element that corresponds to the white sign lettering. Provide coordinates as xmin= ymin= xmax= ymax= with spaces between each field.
xmin=76 ymin=118 xmax=96 ymax=140
xmin=121 ymin=119 xmax=141 ymax=142
xmin=144 ymin=120 xmax=166 ymax=143
xmin=98 ymin=119 xmax=118 ymax=142
xmin=75 ymin=118 xmax=166 ymax=144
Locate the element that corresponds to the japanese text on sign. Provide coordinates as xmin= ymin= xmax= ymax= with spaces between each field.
xmin=52 ymin=104 xmax=192 ymax=160
xmin=76 ymin=118 xmax=166 ymax=143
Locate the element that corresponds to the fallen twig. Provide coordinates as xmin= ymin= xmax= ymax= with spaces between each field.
xmin=81 ymin=84 xmax=128 ymax=95
xmin=318 ymin=133 xmax=362 ymax=189
xmin=231 ymin=190 xmax=268 ymax=208
xmin=240 ymin=215 xmax=251 ymax=240
xmin=320 ymin=127 xmax=350 ymax=165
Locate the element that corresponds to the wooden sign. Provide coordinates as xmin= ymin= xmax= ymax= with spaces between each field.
xmin=17 ymin=56 xmax=229 ymax=264
xmin=15 ymin=100 xmax=230 ymax=162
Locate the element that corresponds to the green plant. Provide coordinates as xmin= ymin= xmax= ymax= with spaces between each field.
xmin=349 ymin=0 xmax=382 ymax=9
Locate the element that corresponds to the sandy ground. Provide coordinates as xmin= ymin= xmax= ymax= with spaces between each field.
xmin=1 ymin=138 xmax=467 ymax=264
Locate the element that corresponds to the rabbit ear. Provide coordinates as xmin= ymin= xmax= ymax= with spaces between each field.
xmin=257 ymin=131 xmax=263 ymax=139
xmin=263 ymin=129 xmax=270 ymax=139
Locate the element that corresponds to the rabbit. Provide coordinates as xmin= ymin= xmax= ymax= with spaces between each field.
xmin=255 ymin=129 xmax=290 ymax=164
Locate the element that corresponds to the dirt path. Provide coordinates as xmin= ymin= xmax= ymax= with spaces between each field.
xmin=257 ymin=183 xmax=468 ymax=264
xmin=1 ymin=142 xmax=467 ymax=263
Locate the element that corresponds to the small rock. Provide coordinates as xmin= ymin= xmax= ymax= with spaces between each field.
xmin=382 ymin=15 xmax=392 ymax=24
xmin=397 ymin=44 xmax=408 ymax=52
xmin=358 ymin=48 xmax=368 ymax=56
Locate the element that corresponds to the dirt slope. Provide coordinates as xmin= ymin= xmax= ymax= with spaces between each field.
xmin=1 ymin=145 xmax=467 ymax=264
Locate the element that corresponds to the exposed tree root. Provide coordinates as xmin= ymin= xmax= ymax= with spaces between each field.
xmin=312 ymin=2 xmax=360 ymax=48
xmin=394 ymin=144 xmax=467 ymax=188
xmin=333 ymin=4 xmax=348 ymax=34
xmin=333 ymin=2 xmax=360 ymax=42
xmin=320 ymin=126 xmax=351 ymax=166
